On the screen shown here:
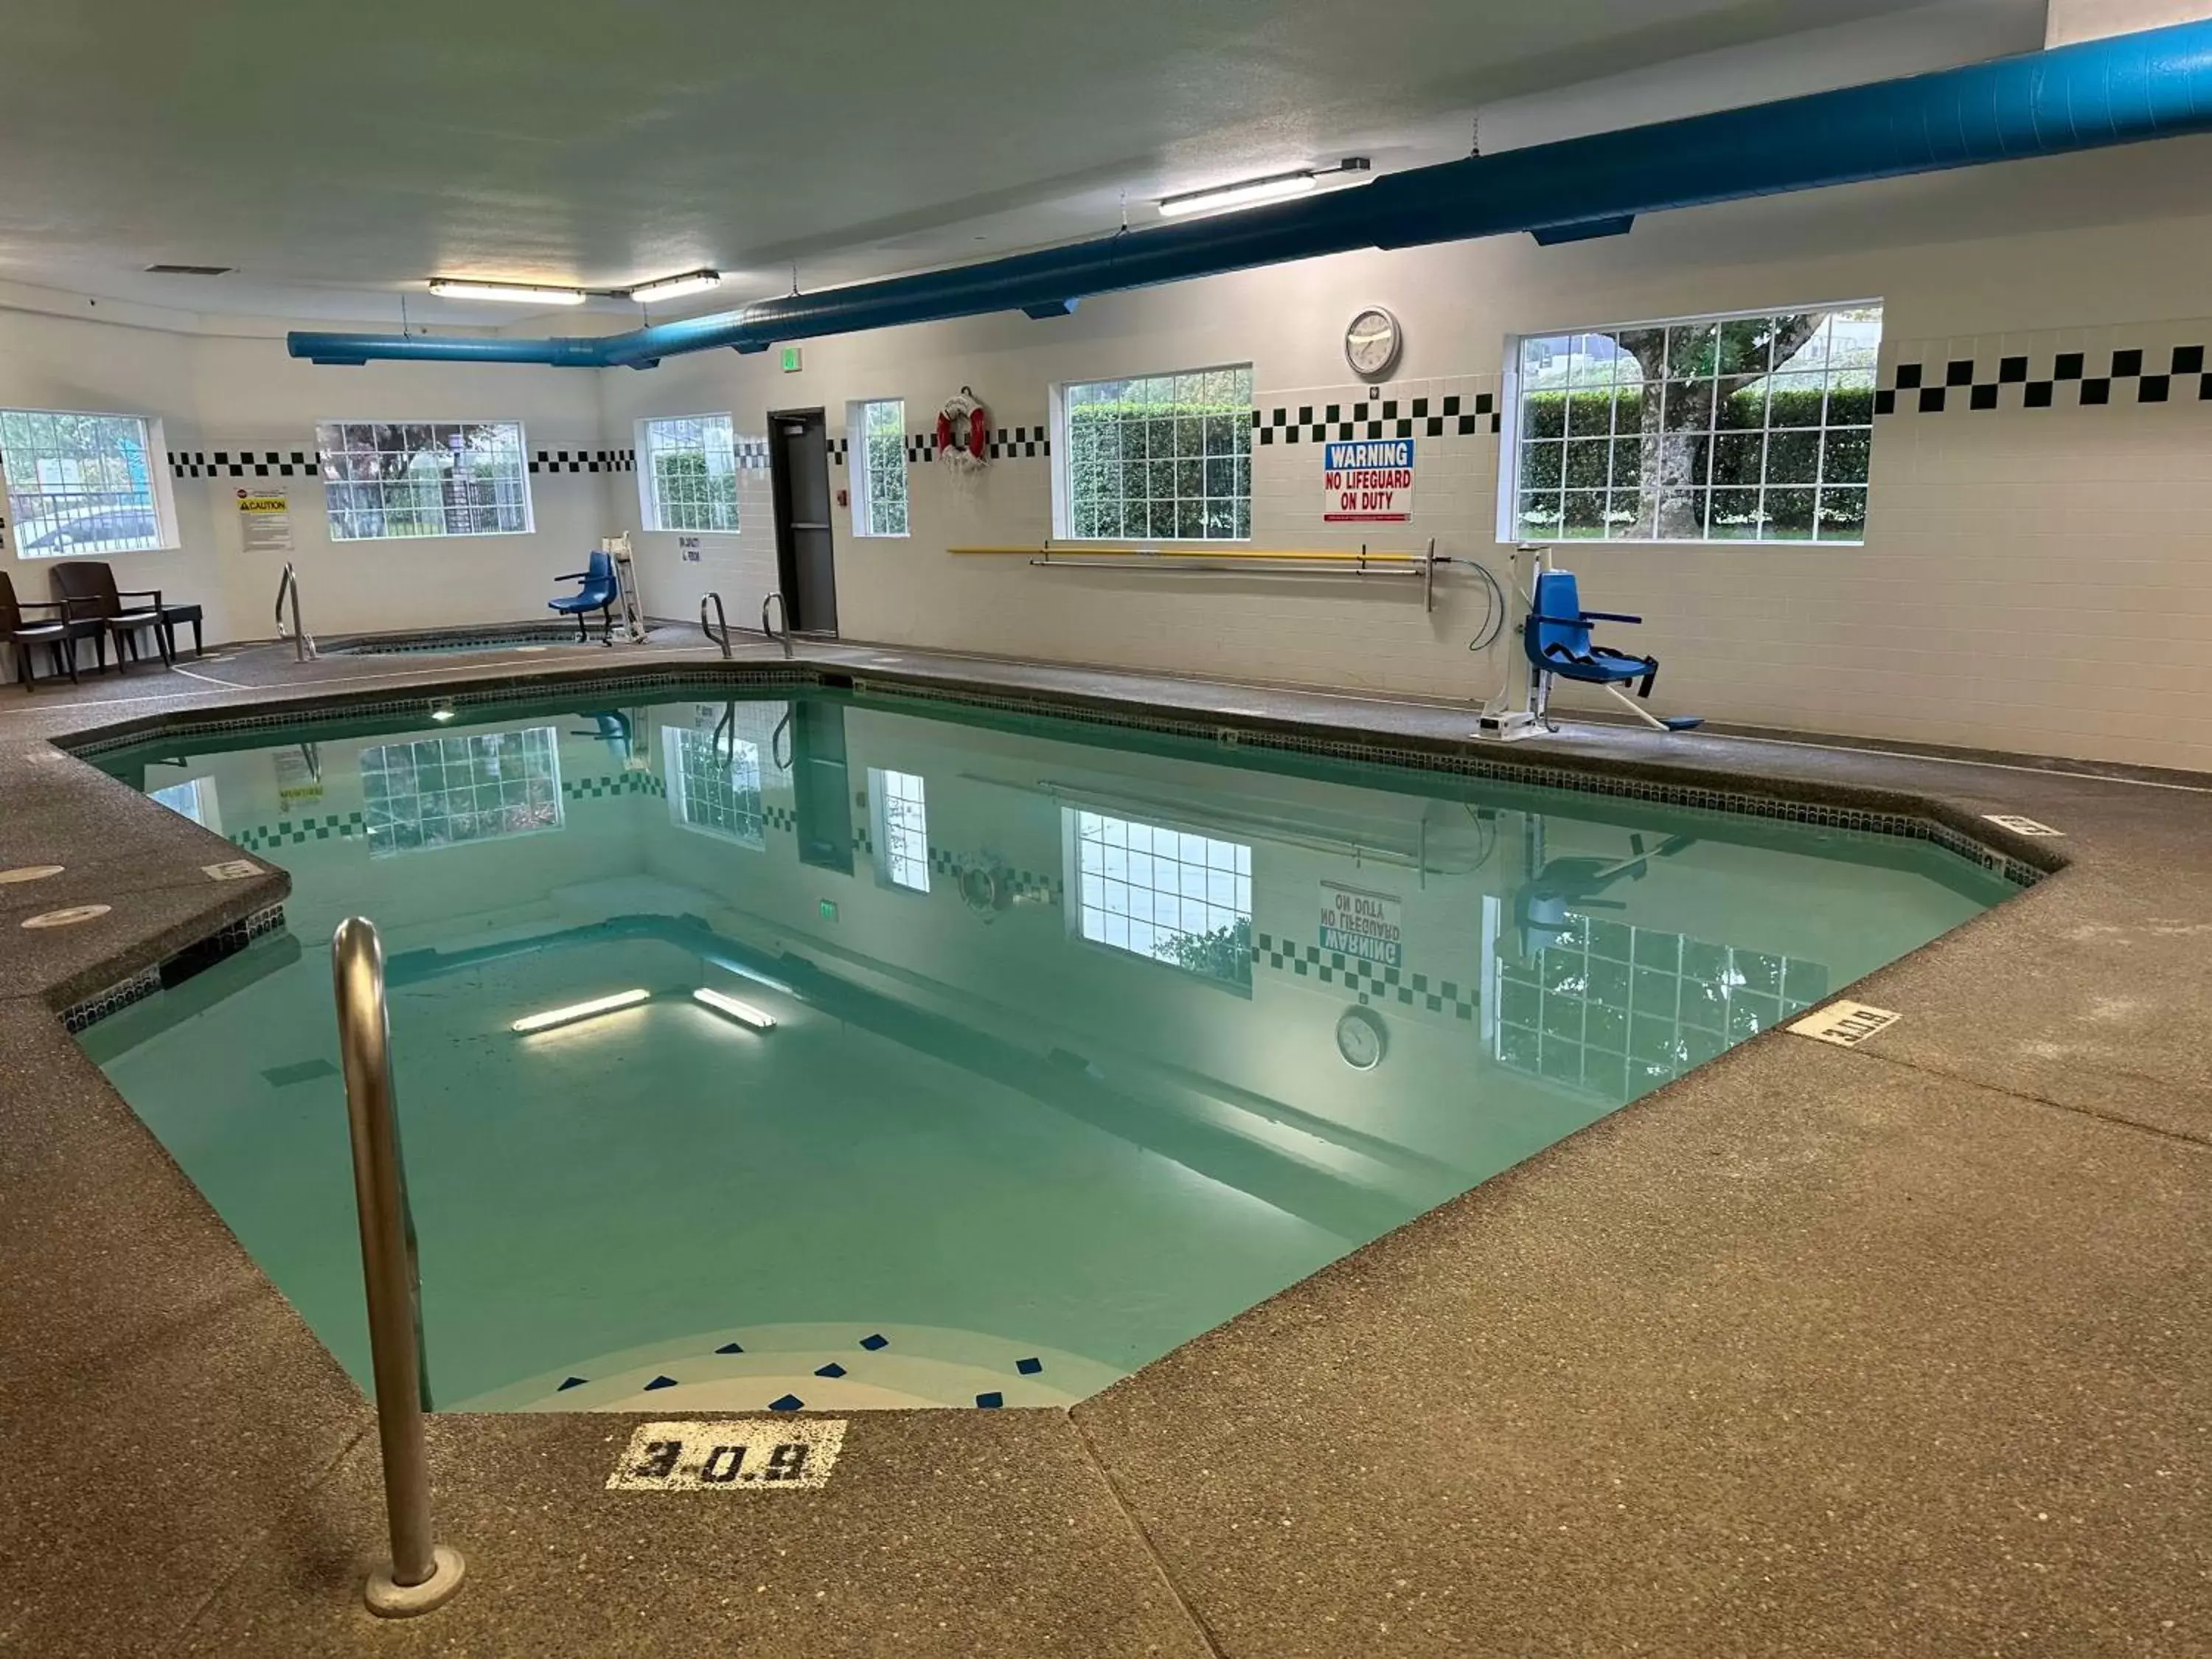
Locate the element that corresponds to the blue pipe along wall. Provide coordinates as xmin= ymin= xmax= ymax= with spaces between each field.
xmin=290 ymin=19 xmax=2212 ymax=369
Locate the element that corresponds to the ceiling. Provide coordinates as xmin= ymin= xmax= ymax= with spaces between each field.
xmin=0 ymin=0 xmax=2048 ymax=329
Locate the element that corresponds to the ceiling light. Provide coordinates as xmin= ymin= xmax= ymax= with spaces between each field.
xmin=428 ymin=279 xmax=589 ymax=306
xmin=512 ymin=989 xmax=651 ymax=1034
xmin=1158 ymin=170 xmax=1318 ymax=218
xmin=627 ymin=270 xmax=723 ymax=305
xmin=692 ymin=987 xmax=777 ymax=1030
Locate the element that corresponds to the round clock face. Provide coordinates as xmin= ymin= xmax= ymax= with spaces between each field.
xmin=1335 ymin=1006 xmax=1389 ymax=1071
xmin=1345 ymin=307 xmax=1401 ymax=380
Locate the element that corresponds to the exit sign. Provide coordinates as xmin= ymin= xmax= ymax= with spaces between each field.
xmin=780 ymin=346 xmax=803 ymax=373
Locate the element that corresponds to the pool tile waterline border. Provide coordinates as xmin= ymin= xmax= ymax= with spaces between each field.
xmin=60 ymin=902 xmax=288 ymax=1034
xmin=58 ymin=658 xmax=2051 ymax=893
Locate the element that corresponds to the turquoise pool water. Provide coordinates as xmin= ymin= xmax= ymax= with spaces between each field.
xmin=86 ymin=686 xmax=2011 ymax=1413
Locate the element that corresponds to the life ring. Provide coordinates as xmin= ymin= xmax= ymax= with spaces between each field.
xmin=936 ymin=387 xmax=991 ymax=474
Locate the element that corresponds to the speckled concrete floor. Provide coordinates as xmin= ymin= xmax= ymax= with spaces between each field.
xmin=1 ymin=630 xmax=2205 ymax=1657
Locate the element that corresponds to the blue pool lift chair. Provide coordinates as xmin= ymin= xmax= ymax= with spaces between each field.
xmin=1523 ymin=569 xmax=1703 ymax=734
xmin=549 ymin=551 xmax=619 ymax=644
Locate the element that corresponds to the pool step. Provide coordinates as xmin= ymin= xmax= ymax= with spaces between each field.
xmin=451 ymin=1322 xmax=1125 ymax=1413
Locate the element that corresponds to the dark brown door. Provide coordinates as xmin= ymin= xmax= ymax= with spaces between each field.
xmin=769 ymin=408 xmax=838 ymax=635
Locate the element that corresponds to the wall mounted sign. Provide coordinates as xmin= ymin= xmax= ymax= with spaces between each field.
xmin=1322 ymin=439 xmax=1414 ymax=524
xmin=605 ymin=1419 xmax=845 ymax=1492
xmin=678 ymin=535 xmax=702 ymax=563
xmin=237 ymin=488 xmax=292 ymax=554
xmin=1319 ymin=880 xmax=1402 ymax=970
xmin=1787 ymin=1000 xmax=1902 ymax=1048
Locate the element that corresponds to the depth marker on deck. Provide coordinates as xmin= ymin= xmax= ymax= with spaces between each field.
xmin=1788 ymin=1000 xmax=1902 ymax=1048
xmin=606 ymin=1419 xmax=845 ymax=1492
xmin=1983 ymin=813 xmax=2064 ymax=837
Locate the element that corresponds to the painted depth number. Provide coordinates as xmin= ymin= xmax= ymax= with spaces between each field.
xmin=605 ymin=1419 xmax=845 ymax=1493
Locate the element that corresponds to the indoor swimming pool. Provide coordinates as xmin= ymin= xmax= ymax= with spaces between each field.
xmin=83 ymin=685 xmax=2012 ymax=1413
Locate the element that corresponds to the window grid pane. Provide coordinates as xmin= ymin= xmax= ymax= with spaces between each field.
xmin=316 ymin=420 xmax=532 ymax=541
xmin=663 ymin=722 xmax=766 ymax=848
xmin=1062 ymin=365 xmax=1252 ymax=542
xmin=855 ymin=399 xmax=910 ymax=537
xmin=640 ymin=414 xmax=739 ymax=534
xmin=872 ymin=768 xmax=929 ymax=891
xmin=360 ymin=726 xmax=563 ymax=857
xmin=0 ymin=410 xmax=163 ymax=557
xmin=1510 ymin=306 xmax=1880 ymax=544
xmin=1071 ymin=810 xmax=1252 ymax=987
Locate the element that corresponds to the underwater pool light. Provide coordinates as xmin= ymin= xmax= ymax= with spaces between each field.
xmin=511 ymin=989 xmax=650 ymax=1033
xmin=692 ymin=987 xmax=778 ymax=1031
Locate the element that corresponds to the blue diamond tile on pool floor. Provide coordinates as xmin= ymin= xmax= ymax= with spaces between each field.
xmin=556 ymin=1376 xmax=588 ymax=1391
xmin=815 ymin=1362 xmax=846 ymax=1378
xmin=859 ymin=1333 xmax=888 ymax=1350
xmin=768 ymin=1394 xmax=804 ymax=1412
xmin=643 ymin=1374 xmax=678 ymax=1391
xmin=714 ymin=1341 xmax=745 ymax=1354
xmin=975 ymin=1391 xmax=1004 ymax=1409
xmin=1016 ymin=1357 xmax=1043 ymax=1374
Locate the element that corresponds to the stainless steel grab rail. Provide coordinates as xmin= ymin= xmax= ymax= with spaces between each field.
xmin=700 ymin=592 xmax=732 ymax=658
xmin=332 ymin=919 xmax=466 ymax=1618
xmin=761 ymin=591 xmax=793 ymax=658
xmin=274 ymin=563 xmax=317 ymax=661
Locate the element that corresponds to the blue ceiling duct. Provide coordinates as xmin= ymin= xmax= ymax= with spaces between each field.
xmin=291 ymin=19 xmax=2212 ymax=369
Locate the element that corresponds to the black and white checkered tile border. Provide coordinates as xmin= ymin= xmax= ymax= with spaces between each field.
xmin=529 ymin=448 xmax=636 ymax=474
xmin=1253 ymin=930 xmax=1477 ymax=1020
xmin=1875 ymin=344 xmax=2212 ymax=414
xmin=1255 ymin=394 xmax=1499 ymax=445
xmin=61 ymin=903 xmax=288 ymax=1034
xmin=170 ymin=450 xmax=313 ymax=479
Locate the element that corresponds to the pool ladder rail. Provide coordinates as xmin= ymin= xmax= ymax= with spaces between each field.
xmin=761 ymin=591 xmax=793 ymax=658
xmin=332 ymin=917 xmax=466 ymax=1618
xmin=274 ymin=562 xmax=317 ymax=661
xmin=698 ymin=590 xmax=794 ymax=658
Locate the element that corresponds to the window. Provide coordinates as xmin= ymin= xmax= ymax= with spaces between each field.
xmin=848 ymin=400 xmax=908 ymax=537
xmin=359 ymin=726 xmax=563 ymax=856
xmin=869 ymin=769 xmax=929 ymax=891
xmin=1067 ymin=810 xmax=1252 ymax=987
xmin=149 ymin=776 xmax=220 ymax=834
xmin=663 ymin=718 xmax=765 ymax=848
xmin=1055 ymin=365 xmax=1253 ymax=541
xmin=639 ymin=414 xmax=740 ymax=533
xmin=316 ymin=421 xmax=531 ymax=540
xmin=1504 ymin=304 xmax=1881 ymax=544
xmin=0 ymin=409 xmax=165 ymax=557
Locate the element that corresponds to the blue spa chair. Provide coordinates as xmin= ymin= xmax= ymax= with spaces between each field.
xmin=1523 ymin=570 xmax=1703 ymax=732
xmin=549 ymin=551 xmax=619 ymax=644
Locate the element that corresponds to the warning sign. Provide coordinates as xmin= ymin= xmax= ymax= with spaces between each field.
xmin=1321 ymin=439 xmax=1414 ymax=524
xmin=1318 ymin=880 xmax=1402 ymax=970
xmin=237 ymin=488 xmax=292 ymax=553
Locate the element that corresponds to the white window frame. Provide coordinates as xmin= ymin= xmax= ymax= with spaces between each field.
xmin=1050 ymin=361 xmax=1255 ymax=544
xmin=314 ymin=419 xmax=535 ymax=543
xmin=636 ymin=412 xmax=741 ymax=535
xmin=1497 ymin=300 xmax=1881 ymax=547
xmin=868 ymin=768 xmax=929 ymax=891
xmin=1061 ymin=807 xmax=1253 ymax=992
xmin=846 ymin=398 xmax=910 ymax=538
xmin=0 ymin=407 xmax=178 ymax=559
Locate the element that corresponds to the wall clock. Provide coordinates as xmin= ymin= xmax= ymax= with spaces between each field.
xmin=1345 ymin=307 xmax=1402 ymax=381
xmin=1335 ymin=1005 xmax=1389 ymax=1071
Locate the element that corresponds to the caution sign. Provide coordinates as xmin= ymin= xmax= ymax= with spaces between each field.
xmin=237 ymin=488 xmax=293 ymax=554
xmin=1319 ymin=880 xmax=1402 ymax=970
xmin=1322 ymin=439 xmax=1413 ymax=524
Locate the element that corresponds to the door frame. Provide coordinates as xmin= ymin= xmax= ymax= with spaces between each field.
xmin=767 ymin=406 xmax=838 ymax=638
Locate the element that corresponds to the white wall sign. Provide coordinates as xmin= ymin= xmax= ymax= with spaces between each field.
xmin=678 ymin=535 xmax=702 ymax=563
xmin=605 ymin=1419 xmax=845 ymax=1492
xmin=1319 ymin=880 xmax=1403 ymax=969
xmin=1788 ymin=1000 xmax=1902 ymax=1048
xmin=1322 ymin=439 xmax=1415 ymax=524
xmin=237 ymin=488 xmax=293 ymax=553
xmin=273 ymin=749 xmax=324 ymax=811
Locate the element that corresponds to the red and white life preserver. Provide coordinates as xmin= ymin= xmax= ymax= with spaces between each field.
xmin=935 ymin=387 xmax=990 ymax=474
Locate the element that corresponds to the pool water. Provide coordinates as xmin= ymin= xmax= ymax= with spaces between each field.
xmin=85 ymin=686 xmax=2011 ymax=1413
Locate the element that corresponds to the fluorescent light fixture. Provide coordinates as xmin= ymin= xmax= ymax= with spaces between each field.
xmin=511 ymin=989 xmax=650 ymax=1033
xmin=428 ymin=700 xmax=457 ymax=723
xmin=428 ymin=279 xmax=589 ymax=306
xmin=1158 ymin=170 xmax=1318 ymax=218
xmin=627 ymin=270 xmax=723 ymax=305
xmin=692 ymin=987 xmax=777 ymax=1030
xmin=704 ymin=958 xmax=796 ymax=996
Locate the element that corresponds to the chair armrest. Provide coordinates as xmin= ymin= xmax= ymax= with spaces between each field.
xmin=1579 ymin=609 xmax=1644 ymax=625
xmin=13 ymin=598 xmax=68 ymax=613
xmin=555 ymin=571 xmax=591 ymax=580
xmin=117 ymin=588 xmax=164 ymax=606
xmin=1528 ymin=611 xmax=1590 ymax=626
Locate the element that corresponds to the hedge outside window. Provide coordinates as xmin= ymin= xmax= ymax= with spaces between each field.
xmin=1057 ymin=366 xmax=1253 ymax=541
xmin=1507 ymin=305 xmax=1881 ymax=543
xmin=640 ymin=414 xmax=740 ymax=534
xmin=317 ymin=421 xmax=531 ymax=540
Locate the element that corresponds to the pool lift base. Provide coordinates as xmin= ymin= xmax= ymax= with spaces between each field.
xmin=366 ymin=1545 xmax=467 ymax=1619
xmin=1473 ymin=544 xmax=1703 ymax=741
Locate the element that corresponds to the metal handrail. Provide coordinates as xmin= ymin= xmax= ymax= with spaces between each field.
xmin=700 ymin=592 xmax=732 ymax=658
xmin=274 ymin=563 xmax=317 ymax=661
xmin=761 ymin=591 xmax=793 ymax=659
xmin=332 ymin=918 xmax=466 ymax=1618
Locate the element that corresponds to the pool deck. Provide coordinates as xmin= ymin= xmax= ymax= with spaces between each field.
xmin=1 ymin=631 xmax=2206 ymax=1657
